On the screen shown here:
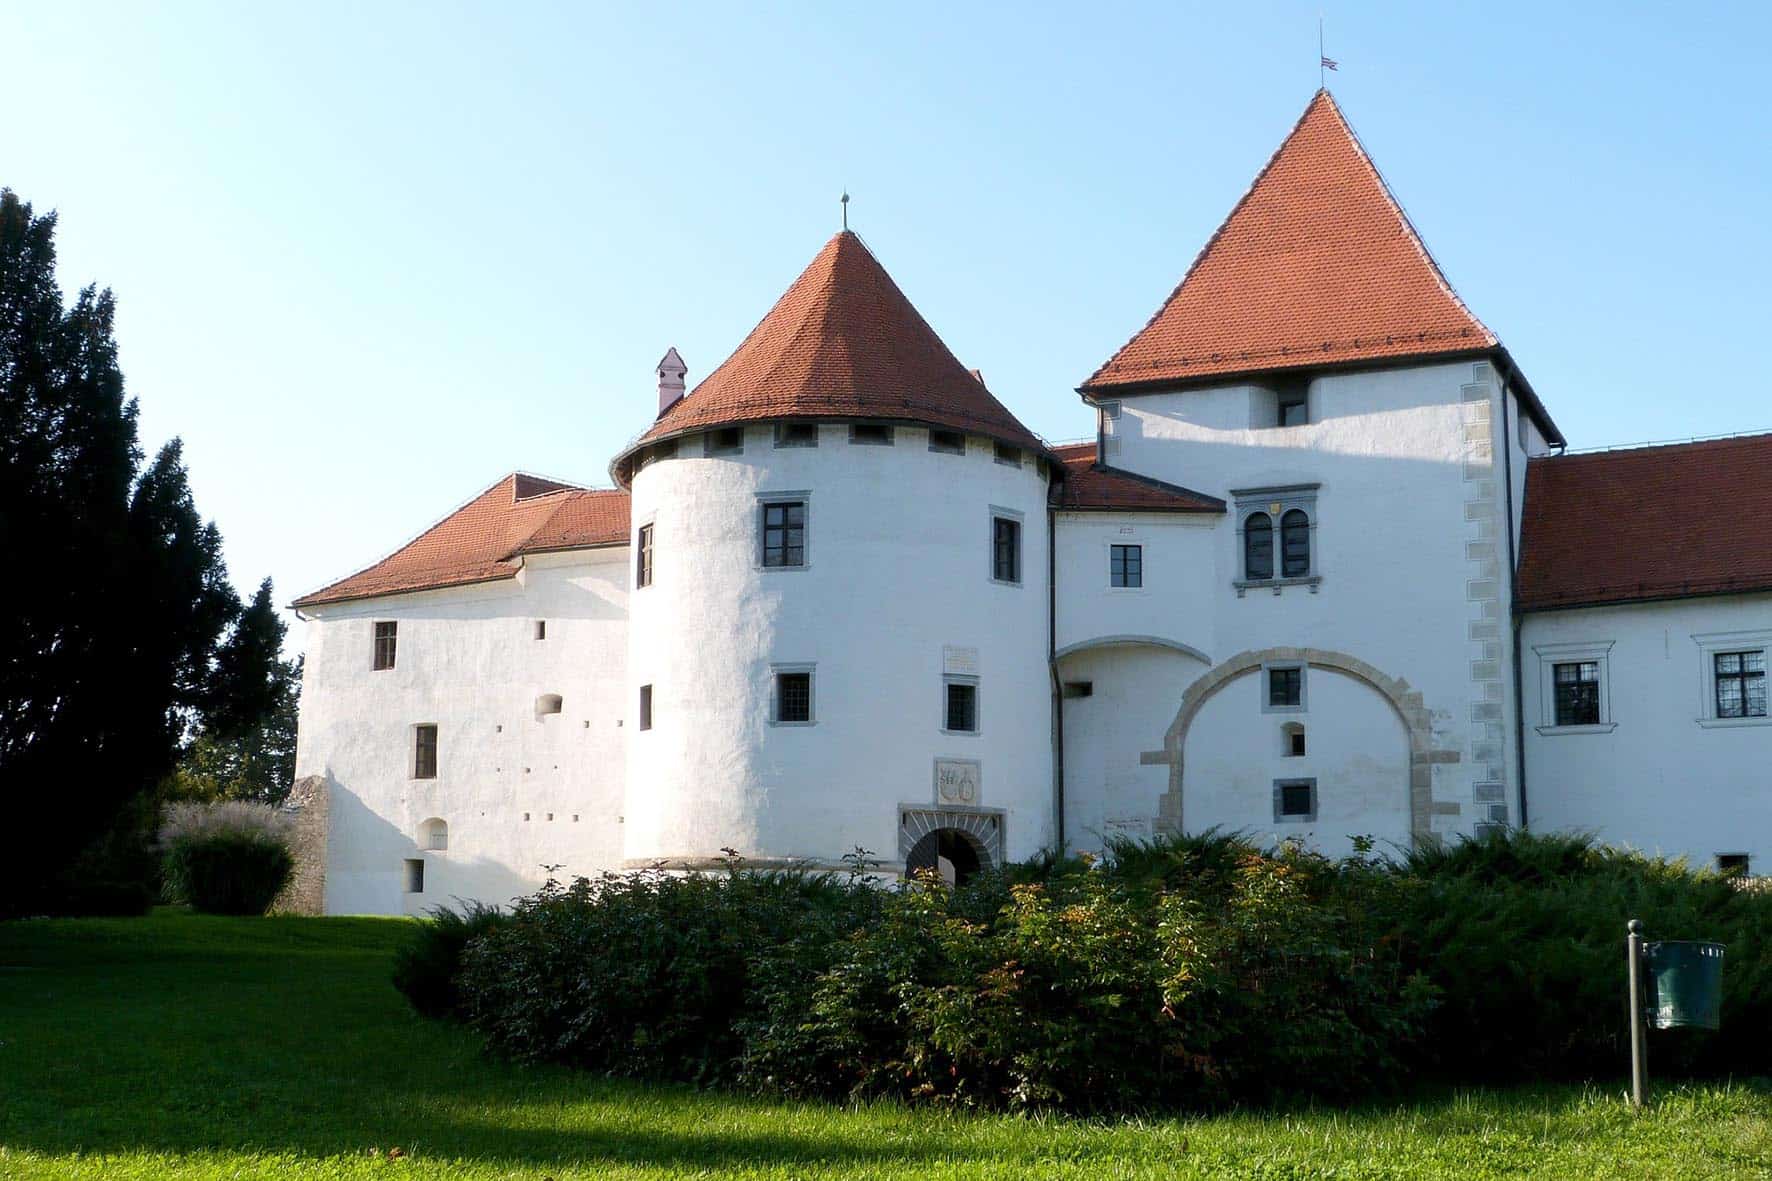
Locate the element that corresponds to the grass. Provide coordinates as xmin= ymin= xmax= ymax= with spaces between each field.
xmin=0 ymin=913 xmax=1768 ymax=1179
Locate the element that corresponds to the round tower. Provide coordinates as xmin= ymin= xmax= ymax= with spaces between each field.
xmin=611 ymin=232 xmax=1056 ymax=878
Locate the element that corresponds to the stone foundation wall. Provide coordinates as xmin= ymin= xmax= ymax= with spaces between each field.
xmin=272 ymin=775 xmax=329 ymax=915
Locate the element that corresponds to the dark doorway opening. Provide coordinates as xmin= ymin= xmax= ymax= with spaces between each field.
xmin=905 ymin=827 xmax=984 ymax=886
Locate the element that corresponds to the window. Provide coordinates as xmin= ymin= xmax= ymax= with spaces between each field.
xmin=535 ymin=693 xmax=563 ymax=717
xmin=994 ymin=442 xmax=1022 ymax=467
xmin=1553 ymin=662 xmax=1601 ymax=727
xmin=373 ymin=621 xmax=397 ymax=670
xmin=420 ymin=818 xmax=448 ymax=851
xmin=1275 ymin=377 xmax=1309 ymax=427
xmin=1099 ymin=400 xmax=1121 ymax=421
xmin=1283 ymin=722 xmax=1306 ymax=757
xmin=772 ymin=668 xmax=814 ymax=724
xmin=944 ymin=678 xmax=979 ymax=734
xmin=991 ymin=514 xmax=1021 ymax=584
xmin=1714 ymin=651 xmax=1767 ymax=719
xmin=761 ymin=500 xmax=806 ymax=568
xmin=1275 ymin=778 xmax=1317 ymax=821
xmin=1243 ymin=513 xmax=1273 ymax=580
xmin=404 ymin=859 xmax=425 ymax=893
xmin=534 ymin=620 xmax=546 ymax=640
xmin=638 ymin=684 xmax=653 ymax=731
xmin=705 ymin=426 xmax=744 ymax=456
xmin=636 ymin=523 xmax=654 ymax=587
xmin=1266 ymin=665 xmax=1303 ymax=711
xmin=1718 ymin=853 xmax=1751 ymax=877
xmin=1063 ymin=681 xmax=1093 ymax=699
xmin=929 ymin=429 xmax=966 ymax=454
xmin=1110 ymin=543 xmax=1142 ymax=588
xmin=849 ymin=423 xmax=894 ymax=445
xmin=413 ymin=724 xmax=438 ymax=779
xmin=774 ymin=422 xmax=818 ymax=448
xmin=1280 ymin=510 xmax=1311 ymax=578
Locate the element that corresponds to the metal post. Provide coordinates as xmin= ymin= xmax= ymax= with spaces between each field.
xmin=1628 ymin=918 xmax=1649 ymax=1108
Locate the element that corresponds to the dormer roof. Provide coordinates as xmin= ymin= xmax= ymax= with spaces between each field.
xmin=1083 ymin=90 xmax=1503 ymax=394
xmin=614 ymin=231 xmax=1046 ymax=484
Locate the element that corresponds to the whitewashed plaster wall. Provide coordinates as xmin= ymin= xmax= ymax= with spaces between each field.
xmin=1095 ymin=360 xmax=1514 ymax=847
xmin=624 ymin=423 xmax=1054 ymax=871
xmin=294 ymin=548 xmax=630 ymax=914
xmin=1522 ymin=592 xmax=1772 ymax=869
xmin=1183 ymin=665 xmax=1414 ymax=859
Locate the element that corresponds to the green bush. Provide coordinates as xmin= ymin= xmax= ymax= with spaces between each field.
xmin=393 ymin=901 xmax=509 ymax=1020
xmin=158 ymin=801 xmax=293 ymax=915
xmin=1397 ymin=828 xmax=1772 ymax=1081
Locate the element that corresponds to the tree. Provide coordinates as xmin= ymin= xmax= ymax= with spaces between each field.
xmin=0 ymin=188 xmax=278 ymax=912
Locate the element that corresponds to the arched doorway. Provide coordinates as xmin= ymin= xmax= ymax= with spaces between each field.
xmin=904 ymin=827 xmax=985 ymax=885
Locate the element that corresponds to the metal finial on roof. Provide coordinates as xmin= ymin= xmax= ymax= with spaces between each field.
xmin=840 ymin=190 xmax=849 ymax=231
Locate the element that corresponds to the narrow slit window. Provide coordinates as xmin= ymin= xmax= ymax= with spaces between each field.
xmin=1110 ymin=544 xmax=1142 ymax=588
xmin=761 ymin=501 xmax=806 ymax=568
xmin=534 ymin=620 xmax=546 ymax=640
xmin=413 ymin=724 xmax=438 ymax=779
xmin=638 ymin=684 xmax=653 ymax=731
xmin=636 ymin=523 xmax=654 ymax=587
xmin=1280 ymin=510 xmax=1311 ymax=578
xmin=373 ymin=621 xmax=397 ymax=670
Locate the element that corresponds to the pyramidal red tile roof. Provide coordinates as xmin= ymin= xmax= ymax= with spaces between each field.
xmin=1518 ymin=433 xmax=1772 ymax=611
xmin=615 ymin=231 xmax=1044 ymax=482
xmin=1082 ymin=90 xmax=1497 ymax=393
xmin=1049 ymin=442 xmax=1224 ymax=513
xmin=292 ymin=474 xmax=630 ymax=608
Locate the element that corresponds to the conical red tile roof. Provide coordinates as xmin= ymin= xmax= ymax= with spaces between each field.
xmin=1082 ymin=90 xmax=1495 ymax=392
xmin=616 ymin=231 xmax=1044 ymax=482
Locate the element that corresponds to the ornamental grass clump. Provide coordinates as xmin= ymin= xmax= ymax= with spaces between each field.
xmin=159 ymin=801 xmax=294 ymax=915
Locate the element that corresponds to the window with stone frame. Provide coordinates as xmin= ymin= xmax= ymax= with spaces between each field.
xmin=1233 ymin=486 xmax=1319 ymax=590
xmin=944 ymin=678 xmax=979 ymax=734
xmin=1553 ymin=661 xmax=1601 ymax=727
xmin=1110 ymin=543 xmax=1142 ymax=588
xmin=991 ymin=515 xmax=1021 ymax=584
xmin=761 ymin=500 xmax=806 ymax=568
xmin=1274 ymin=778 xmax=1316 ymax=821
xmin=1714 ymin=650 xmax=1767 ymax=719
xmin=1267 ymin=665 xmax=1303 ymax=710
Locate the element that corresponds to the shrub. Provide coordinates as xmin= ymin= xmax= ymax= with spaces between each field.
xmin=159 ymin=802 xmax=293 ymax=915
xmin=393 ymin=901 xmax=509 ymax=1020
xmin=1396 ymin=828 xmax=1772 ymax=1081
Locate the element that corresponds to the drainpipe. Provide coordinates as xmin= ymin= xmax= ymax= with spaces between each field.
xmin=1048 ymin=503 xmax=1065 ymax=853
xmin=1500 ymin=386 xmax=1528 ymax=829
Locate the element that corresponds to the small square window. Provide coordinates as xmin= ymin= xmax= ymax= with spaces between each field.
xmin=413 ymin=724 xmax=438 ymax=780
xmin=1062 ymin=681 xmax=1093 ymax=699
xmin=761 ymin=500 xmax=806 ymax=568
xmin=636 ymin=523 xmax=655 ymax=587
xmin=1553 ymin=661 xmax=1601 ymax=726
xmin=373 ymin=621 xmax=397 ymax=671
xmin=706 ymin=426 xmax=744 ymax=456
xmin=944 ymin=680 xmax=978 ymax=734
xmin=534 ymin=620 xmax=546 ymax=640
xmin=773 ymin=670 xmax=813 ymax=724
xmin=1285 ymin=725 xmax=1306 ymax=757
xmin=991 ymin=516 xmax=1021 ymax=584
xmin=929 ymin=429 xmax=966 ymax=454
xmin=404 ymin=859 xmax=425 ymax=893
xmin=1267 ymin=666 xmax=1303 ymax=710
xmin=638 ymin=684 xmax=653 ymax=731
xmin=1110 ymin=543 xmax=1142 ymax=588
xmin=1276 ymin=779 xmax=1316 ymax=820
xmin=774 ymin=422 xmax=818 ymax=448
xmin=994 ymin=442 xmax=1022 ymax=467
xmin=849 ymin=423 xmax=894 ymax=446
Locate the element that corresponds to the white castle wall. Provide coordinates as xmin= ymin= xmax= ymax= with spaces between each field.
xmin=623 ymin=422 xmax=1054 ymax=870
xmin=1522 ymin=592 xmax=1772 ymax=870
xmin=1083 ymin=359 xmax=1519 ymax=850
xmin=293 ymin=549 xmax=629 ymax=914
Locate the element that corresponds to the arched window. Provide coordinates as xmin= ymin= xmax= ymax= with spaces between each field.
xmin=1281 ymin=509 xmax=1311 ymax=578
xmin=419 ymin=818 xmax=448 ymax=852
xmin=1244 ymin=513 xmax=1273 ymax=580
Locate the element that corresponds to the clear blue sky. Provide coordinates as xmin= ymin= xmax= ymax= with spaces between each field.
xmin=9 ymin=2 xmax=1770 ymax=643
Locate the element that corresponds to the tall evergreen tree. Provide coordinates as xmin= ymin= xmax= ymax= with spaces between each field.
xmin=0 ymin=188 xmax=279 ymax=911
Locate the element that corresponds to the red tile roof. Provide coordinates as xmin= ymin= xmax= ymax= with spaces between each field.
xmin=292 ymin=474 xmax=630 ymax=608
xmin=1082 ymin=90 xmax=1496 ymax=393
xmin=1518 ymin=433 xmax=1772 ymax=610
xmin=614 ymin=231 xmax=1045 ymax=483
xmin=1050 ymin=442 xmax=1224 ymax=514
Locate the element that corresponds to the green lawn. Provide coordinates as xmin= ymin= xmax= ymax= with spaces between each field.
xmin=0 ymin=913 xmax=1768 ymax=1179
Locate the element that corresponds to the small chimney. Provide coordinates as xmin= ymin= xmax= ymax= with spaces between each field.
xmin=656 ymin=347 xmax=687 ymax=416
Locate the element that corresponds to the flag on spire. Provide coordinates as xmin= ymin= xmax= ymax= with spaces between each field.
xmin=1320 ymin=55 xmax=1339 ymax=71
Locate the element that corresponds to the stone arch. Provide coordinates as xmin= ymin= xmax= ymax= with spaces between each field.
xmin=899 ymin=807 xmax=1001 ymax=876
xmin=1053 ymin=635 xmax=1211 ymax=665
xmin=1150 ymin=647 xmax=1456 ymax=845
xmin=904 ymin=827 xmax=987 ymax=885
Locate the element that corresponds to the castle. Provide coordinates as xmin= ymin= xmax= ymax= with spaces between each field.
xmin=292 ymin=92 xmax=1772 ymax=914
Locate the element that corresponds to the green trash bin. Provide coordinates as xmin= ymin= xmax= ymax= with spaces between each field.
xmin=1644 ymin=941 xmax=1725 ymax=1030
